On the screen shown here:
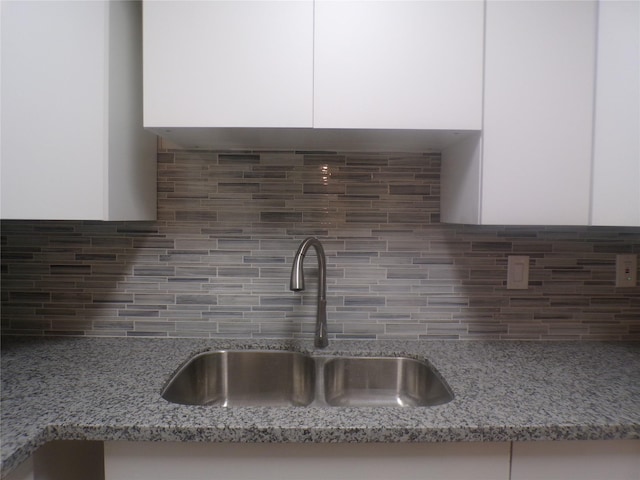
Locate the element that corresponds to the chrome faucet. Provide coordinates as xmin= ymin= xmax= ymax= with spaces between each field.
xmin=290 ymin=237 xmax=328 ymax=348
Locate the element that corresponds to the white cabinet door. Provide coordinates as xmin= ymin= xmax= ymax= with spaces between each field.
xmin=0 ymin=1 xmax=156 ymax=221
xmin=143 ymin=0 xmax=313 ymax=129
xmin=442 ymin=1 xmax=598 ymax=225
xmin=313 ymin=0 xmax=483 ymax=130
xmin=104 ymin=441 xmax=510 ymax=480
xmin=143 ymin=0 xmax=483 ymax=146
xmin=481 ymin=0 xmax=597 ymax=225
xmin=511 ymin=440 xmax=640 ymax=480
xmin=591 ymin=0 xmax=640 ymax=226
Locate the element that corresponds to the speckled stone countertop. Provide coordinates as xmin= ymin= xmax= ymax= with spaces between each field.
xmin=2 ymin=337 xmax=639 ymax=478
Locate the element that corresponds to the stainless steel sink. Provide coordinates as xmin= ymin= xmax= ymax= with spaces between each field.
xmin=162 ymin=350 xmax=453 ymax=408
xmin=161 ymin=350 xmax=315 ymax=406
xmin=322 ymin=356 xmax=453 ymax=407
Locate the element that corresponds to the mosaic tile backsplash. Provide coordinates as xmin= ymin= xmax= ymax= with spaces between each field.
xmin=2 ymin=149 xmax=639 ymax=340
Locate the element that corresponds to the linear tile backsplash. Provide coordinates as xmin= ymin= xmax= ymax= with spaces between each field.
xmin=2 ymin=149 xmax=639 ymax=340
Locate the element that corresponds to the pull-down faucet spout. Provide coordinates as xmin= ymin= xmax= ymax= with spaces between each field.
xmin=290 ymin=237 xmax=328 ymax=348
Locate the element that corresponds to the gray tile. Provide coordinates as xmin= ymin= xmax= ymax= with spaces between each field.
xmin=1 ymin=148 xmax=639 ymax=341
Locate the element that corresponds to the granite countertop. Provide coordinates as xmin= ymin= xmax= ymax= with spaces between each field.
xmin=2 ymin=337 xmax=639 ymax=478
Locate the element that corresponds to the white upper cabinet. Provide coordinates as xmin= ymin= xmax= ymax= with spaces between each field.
xmin=591 ymin=0 xmax=640 ymax=226
xmin=1 ymin=1 xmax=156 ymax=221
xmin=442 ymin=0 xmax=639 ymax=227
xmin=442 ymin=0 xmax=600 ymax=225
xmin=143 ymin=0 xmax=637 ymax=226
xmin=313 ymin=0 xmax=483 ymax=130
xmin=482 ymin=0 xmax=597 ymax=225
xmin=143 ymin=0 xmax=314 ymax=129
xmin=142 ymin=0 xmax=484 ymax=149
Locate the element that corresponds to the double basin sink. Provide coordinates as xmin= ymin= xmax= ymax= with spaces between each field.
xmin=162 ymin=350 xmax=453 ymax=408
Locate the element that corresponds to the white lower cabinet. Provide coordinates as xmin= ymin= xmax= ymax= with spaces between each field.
xmin=103 ymin=440 xmax=640 ymax=480
xmin=8 ymin=439 xmax=639 ymax=480
xmin=103 ymin=441 xmax=511 ymax=480
xmin=511 ymin=440 xmax=640 ymax=480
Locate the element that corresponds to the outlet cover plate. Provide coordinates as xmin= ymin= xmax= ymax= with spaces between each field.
xmin=616 ymin=254 xmax=637 ymax=288
xmin=507 ymin=255 xmax=530 ymax=290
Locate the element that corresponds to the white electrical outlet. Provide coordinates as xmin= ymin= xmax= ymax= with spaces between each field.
xmin=616 ymin=254 xmax=637 ymax=287
xmin=507 ymin=255 xmax=529 ymax=290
